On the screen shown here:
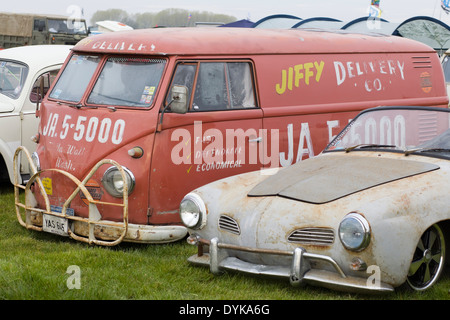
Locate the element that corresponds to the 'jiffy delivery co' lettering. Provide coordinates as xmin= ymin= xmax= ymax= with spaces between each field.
xmin=334 ymin=60 xmax=405 ymax=86
xmin=276 ymin=61 xmax=325 ymax=94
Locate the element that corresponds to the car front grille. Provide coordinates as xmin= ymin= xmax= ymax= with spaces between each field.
xmin=218 ymin=215 xmax=240 ymax=235
xmin=287 ymin=227 xmax=335 ymax=246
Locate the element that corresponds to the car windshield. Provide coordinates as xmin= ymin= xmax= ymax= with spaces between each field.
xmin=325 ymin=107 xmax=450 ymax=157
xmin=48 ymin=19 xmax=88 ymax=35
xmin=0 ymin=60 xmax=29 ymax=99
xmin=87 ymin=57 xmax=166 ymax=108
xmin=50 ymin=54 xmax=100 ymax=103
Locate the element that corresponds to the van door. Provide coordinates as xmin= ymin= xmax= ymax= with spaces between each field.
xmin=150 ymin=60 xmax=263 ymax=222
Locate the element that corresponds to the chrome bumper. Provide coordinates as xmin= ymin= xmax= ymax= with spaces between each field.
xmin=187 ymin=236 xmax=394 ymax=294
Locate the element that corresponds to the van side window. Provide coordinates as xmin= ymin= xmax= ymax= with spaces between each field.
xmin=168 ymin=61 xmax=256 ymax=111
xmin=169 ymin=63 xmax=197 ymax=106
xmin=193 ymin=62 xmax=256 ymax=111
xmin=227 ymin=62 xmax=256 ymax=109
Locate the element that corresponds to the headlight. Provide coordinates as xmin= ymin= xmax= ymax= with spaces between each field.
xmin=31 ymin=152 xmax=41 ymax=172
xmin=101 ymin=166 xmax=135 ymax=198
xmin=339 ymin=212 xmax=371 ymax=251
xmin=179 ymin=193 xmax=206 ymax=229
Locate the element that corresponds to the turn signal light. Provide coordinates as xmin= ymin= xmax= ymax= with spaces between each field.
xmin=128 ymin=146 xmax=144 ymax=158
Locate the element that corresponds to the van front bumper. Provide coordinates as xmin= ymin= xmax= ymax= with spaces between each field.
xmin=187 ymin=236 xmax=394 ymax=294
xmin=13 ymin=146 xmax=187 ymax=246
xmin=22 ymin=210 xmax=187 ymax=245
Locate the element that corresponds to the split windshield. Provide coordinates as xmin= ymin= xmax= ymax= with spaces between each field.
xmin=325 ymin=107 xmax=450 ymax=157
xmin=0 ymin=61 xmax=29 ymax=99
xmin=50 ymin=55 xmax=166 ymax=108
xmin=50 ymin=54 xmax=100 ymax=103
xmin=88 ymin=57 xmax=166 ymax=107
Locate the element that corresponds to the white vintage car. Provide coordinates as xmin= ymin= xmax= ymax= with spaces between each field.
xmin=0 ymin=45 xmax=71 ymax=184
xmin=180 ymin=106 xmax=450 ymax=293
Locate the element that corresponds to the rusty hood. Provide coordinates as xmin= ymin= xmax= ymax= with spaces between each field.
xmin=248 ymin=154 xmax=439 ymax=204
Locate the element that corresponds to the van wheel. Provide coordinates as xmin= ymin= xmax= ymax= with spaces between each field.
xmin=406 ymin=224 xmax=446 ymax=291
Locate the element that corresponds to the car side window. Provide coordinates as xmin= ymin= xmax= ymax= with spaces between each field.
xmin=168 ymin=61 xmax=257 ymax=112
xmin=443 ymin=56 xmax=450 ymax=83
xmin=30 ymin=69 xmax=60 ymax=103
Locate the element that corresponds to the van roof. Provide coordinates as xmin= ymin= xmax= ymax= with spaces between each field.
xmin=74 ymin=27 xmax=434 ymax=56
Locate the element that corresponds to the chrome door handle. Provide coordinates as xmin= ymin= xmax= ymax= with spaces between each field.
xmin=249 ymin=137 xmax=262 ymax=143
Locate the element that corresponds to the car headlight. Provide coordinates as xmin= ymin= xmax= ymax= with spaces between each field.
xmin=101 ymin=166 xmax=135 ymax=198
xmin=179 ymin=193 xmax=206 ymax=229
xmin=339 ymin=212 xmax=371 ymax=251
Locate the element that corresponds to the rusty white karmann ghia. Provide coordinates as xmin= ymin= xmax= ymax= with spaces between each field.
xmin=180 ymin=106 xmax=450 ymax=293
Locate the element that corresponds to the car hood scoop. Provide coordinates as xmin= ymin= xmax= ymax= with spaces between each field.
xmin=248 ymin=154 xmax=439 ymax=204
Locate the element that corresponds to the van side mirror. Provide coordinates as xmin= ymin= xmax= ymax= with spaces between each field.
xmin=157 ymin=85 xmax=189 ymax=132
xmin=170 ymin=85 xmax=188 ymax=114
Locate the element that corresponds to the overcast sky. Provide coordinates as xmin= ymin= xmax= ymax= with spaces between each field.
xmin=2 ymin=0 xmax=450 ymax=26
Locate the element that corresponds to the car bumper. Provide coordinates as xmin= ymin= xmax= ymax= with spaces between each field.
xmin=187 ymin=236 xmax=394 ymax=294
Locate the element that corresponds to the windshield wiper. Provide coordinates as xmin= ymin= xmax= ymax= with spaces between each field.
xmin=57 ymin=101 xmax=97 ymax=109
xmin=404 ymin=147 xmax=450 ymax=156
xmin=57 ymin=101 xmax=82 ymax=109
xmin=345 ymin=144 xmax=397 ymax=153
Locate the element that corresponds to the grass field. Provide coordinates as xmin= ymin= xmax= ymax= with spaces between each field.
xmin=0 ymin=182 xmax=448 ymax=302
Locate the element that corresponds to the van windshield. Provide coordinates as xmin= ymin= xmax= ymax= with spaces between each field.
xmin=50 ymin=54 xmax=100 ymax=103
xmin=87 ymin=57 xmax=166 ymax=108
xmin=0 ymin=61 xmax=29 ymax=100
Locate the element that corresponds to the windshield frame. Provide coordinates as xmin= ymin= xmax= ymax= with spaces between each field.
xmin=324 ymin=106 xmax=450 ymax=160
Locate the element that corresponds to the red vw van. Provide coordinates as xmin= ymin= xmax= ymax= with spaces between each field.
xmin=13 ymin=27 xmax=448 ymax=245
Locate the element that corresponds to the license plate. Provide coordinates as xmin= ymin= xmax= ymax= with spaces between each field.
xmin=43 ymin=206 xmax=74 ymax=237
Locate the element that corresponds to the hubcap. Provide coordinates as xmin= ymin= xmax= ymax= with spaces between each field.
xmin=406 ymin=224 xmax=446 ymax=291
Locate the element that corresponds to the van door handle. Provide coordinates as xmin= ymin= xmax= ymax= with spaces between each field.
xmin=249 ymin=137 xmax=262 ymax=143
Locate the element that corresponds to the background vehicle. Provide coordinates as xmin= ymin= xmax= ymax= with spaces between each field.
xmin=13 ymin=27 xmax=448 ymax=246
xmin=0 ymin=13 xmax=87 ymax=49
xmin=0 ymin=45 xmax=72 ymax=183
xmin=441 ymin=49 xmax=450 ymax=101
xmin=182 ymin=106 xmax=450 ymax=293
